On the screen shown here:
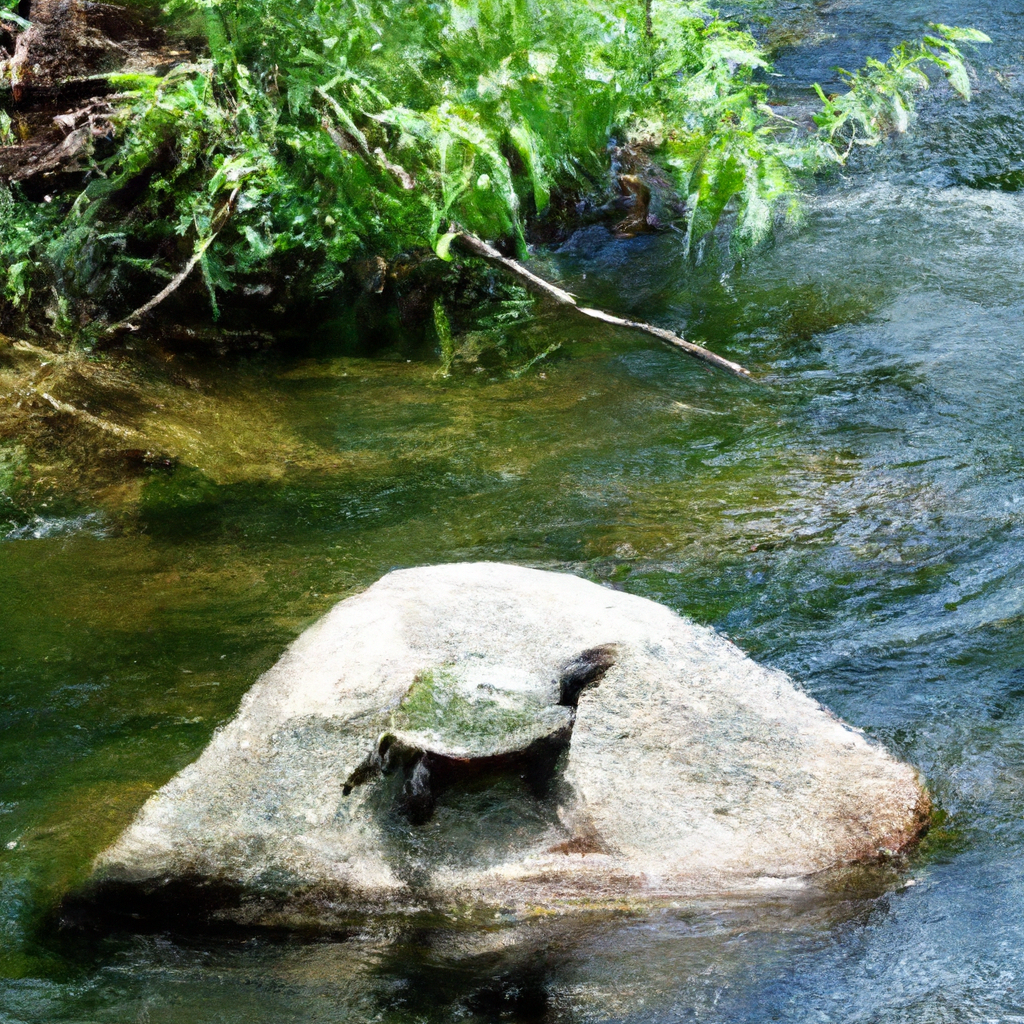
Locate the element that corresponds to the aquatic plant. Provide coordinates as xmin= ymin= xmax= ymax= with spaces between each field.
xmin=0 ymin=0 xmax=988 ymax=335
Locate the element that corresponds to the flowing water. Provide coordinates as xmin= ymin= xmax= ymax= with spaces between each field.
xmin=4 ymin=0 xmax=1024 ymax=1019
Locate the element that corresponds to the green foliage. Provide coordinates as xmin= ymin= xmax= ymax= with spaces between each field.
xmin=812 ymin=23 xmax=992 ymax=162
xmin=645 ymin=0 xmax=807 ymax=251
xmin=0 ymin=0 xmax=990 ymax=329
xmin=0 ymin=185 xmax=50 ymax=310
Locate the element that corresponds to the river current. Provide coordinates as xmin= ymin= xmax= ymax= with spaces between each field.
xmin=3 ymin=0 xmax=1024 ymax=1019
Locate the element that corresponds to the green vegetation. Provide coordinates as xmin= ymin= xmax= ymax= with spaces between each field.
xmin=0 ymin=0 xmax=988 ymax=338
xmin=0 ymin=0 xmax=28 ymax=30
xmin=812 ymin=25 xmax=991 ymax=158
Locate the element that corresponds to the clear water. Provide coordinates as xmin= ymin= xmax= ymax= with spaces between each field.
xmin=4 ymin=0 xmax=1024 ymax=1019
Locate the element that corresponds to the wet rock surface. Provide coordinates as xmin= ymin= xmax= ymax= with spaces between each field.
xmin=83 ymin=562 xmax=929 ymax=927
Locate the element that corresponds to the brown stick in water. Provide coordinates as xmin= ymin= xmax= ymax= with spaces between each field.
xmin=455 ymin=231 xmax=752 ymax=380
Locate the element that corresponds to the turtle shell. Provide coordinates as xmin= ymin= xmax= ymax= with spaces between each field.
xmin=382 ymin=662 xmax=573 ymax=759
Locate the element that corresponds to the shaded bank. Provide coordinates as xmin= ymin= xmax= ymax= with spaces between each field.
xmin=1 ymin=0 xmax=986 ymax=341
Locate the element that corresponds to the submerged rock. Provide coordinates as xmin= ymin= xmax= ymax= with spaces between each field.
xmin=85 ymin=563 xmax=928 ymax=927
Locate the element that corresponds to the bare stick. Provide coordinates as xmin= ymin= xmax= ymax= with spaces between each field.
xmin=455 ymin=232 xmax=579 ymax=306
xmin=38 ymin=391 xmax=140 ymax=438
xmin=455 ymin=231 xmax=752 ymax=380
xmin=106 ymin=186 xmax=240 ymax=336
xmin=574 ymin=306 xmax=753 ymax=378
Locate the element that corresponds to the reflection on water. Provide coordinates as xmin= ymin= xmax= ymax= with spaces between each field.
xmin=5 ymin=0 xmax=1024 ymax=1019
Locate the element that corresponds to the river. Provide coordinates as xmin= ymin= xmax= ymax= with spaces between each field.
xmin=3 ymin=0 xmax=1024 ymax=1019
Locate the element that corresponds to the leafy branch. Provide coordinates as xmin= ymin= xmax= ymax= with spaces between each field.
xmin=813 ymin=23 xmax=991 ymax=162
xmin=0 ymin=0 xmax=30 ymax=30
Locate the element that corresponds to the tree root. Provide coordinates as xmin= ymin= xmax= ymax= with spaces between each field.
xmin=0 ymin=98 xmax=116 ymax=183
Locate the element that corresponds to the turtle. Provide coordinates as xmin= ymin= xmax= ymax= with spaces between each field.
xmin=343 ymin=647 xmax=617 ymax=824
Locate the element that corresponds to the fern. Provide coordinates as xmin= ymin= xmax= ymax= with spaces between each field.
xmin=812 ymin=24 xmax=991 ymax=162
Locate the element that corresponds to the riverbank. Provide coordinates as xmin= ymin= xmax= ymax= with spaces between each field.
xmin=2 ymin=0 xmax=985 ymax=346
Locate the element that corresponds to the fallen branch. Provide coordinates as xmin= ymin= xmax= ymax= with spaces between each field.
xmin=37 ymin=391 xmax=140 ymax=439
xmin=455 ymin=232 xmax=752 ymax=380
xmin=105 ymin=186 xmax=240 ymax=336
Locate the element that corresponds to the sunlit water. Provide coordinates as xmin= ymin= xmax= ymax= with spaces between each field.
xmin=4 ymin=0 xmax=1024 ymax=1020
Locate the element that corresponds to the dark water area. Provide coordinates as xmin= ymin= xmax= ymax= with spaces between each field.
xmin=4 ymin=0 xmax=1024 ymax=1019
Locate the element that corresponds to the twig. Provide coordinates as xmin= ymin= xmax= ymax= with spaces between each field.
xmin=454 ymin=232 xmax=752 ymax=379
xmin=105 ymin=186 xmax=240 ymax=336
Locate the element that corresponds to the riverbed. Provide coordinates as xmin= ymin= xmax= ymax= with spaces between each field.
xmin=3 ymin=0 xmax=1024 ymax=1019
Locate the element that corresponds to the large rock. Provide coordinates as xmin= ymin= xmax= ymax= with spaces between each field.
xmin=87 ymin=563 xmax=928 ymax=926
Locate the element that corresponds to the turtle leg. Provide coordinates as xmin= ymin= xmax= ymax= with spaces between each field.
xmin=398 ymin=755 xmax=436 ymax=825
